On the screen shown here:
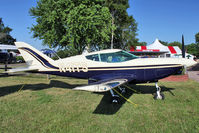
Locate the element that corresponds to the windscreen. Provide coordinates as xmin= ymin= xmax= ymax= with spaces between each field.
xmin=86 ymin=51 xmax=137 ymax=63
xmin=100 ymin=51 xmax=138 ymax=63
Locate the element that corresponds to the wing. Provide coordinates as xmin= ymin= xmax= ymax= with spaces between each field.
xmin=7 ymin=67 xmax=38 ymax=73
xmin=73 ymin=78 xmax=128 ymax=92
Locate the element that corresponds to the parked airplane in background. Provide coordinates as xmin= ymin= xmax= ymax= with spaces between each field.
xmin=0 ymin=44 xmax=17 ymax=63
xmin=8 ymin=42 xmax=197 ymax=103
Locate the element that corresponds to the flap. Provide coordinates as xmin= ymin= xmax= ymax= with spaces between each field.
xmin=73 ymin=78 xmax=128 ymax=92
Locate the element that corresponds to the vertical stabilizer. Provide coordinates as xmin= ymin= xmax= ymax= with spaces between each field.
xmin=15 ymin=42 xmax=57 ymax=69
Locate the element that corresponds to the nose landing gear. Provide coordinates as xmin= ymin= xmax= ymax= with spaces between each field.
xmin=153 ymin=82 xmax=165 ymax=100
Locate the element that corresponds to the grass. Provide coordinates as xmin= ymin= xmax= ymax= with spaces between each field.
xmin=0 ymin=72 xmax=199 ymax=133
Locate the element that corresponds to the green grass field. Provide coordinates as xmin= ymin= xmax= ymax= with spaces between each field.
xmin=0 ymin=72 xmax=199 ymax=133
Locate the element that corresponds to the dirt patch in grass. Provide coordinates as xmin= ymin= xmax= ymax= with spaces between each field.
xmin=160 ymin=74 xmax=189 ymax=82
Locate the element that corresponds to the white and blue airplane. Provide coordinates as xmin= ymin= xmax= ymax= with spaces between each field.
xmin=9 ymin=42 xmax=197 ymax=102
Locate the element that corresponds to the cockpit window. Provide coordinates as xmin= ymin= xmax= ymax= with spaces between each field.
xmin=85 ymin=54 xmax=99 ymax=61
xmin=100 ymin=51 xmax=137 ymax=63
xmin=86 ymin=51 xmax=138 ymax=63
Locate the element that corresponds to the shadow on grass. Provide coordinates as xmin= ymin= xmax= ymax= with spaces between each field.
xmin=0 ymin=80 xmax=86 ymax=97
xmin=93 ymin=84 xmax=175 ymax=115
xmin=0 ymin=79 xmax=175 ymax=115
xmin=93 ymin=89 xmax=134 ymax=115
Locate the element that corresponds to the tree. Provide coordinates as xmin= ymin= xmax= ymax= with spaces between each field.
xmin=195 ymin=32 xmax=199 ymax=44
xmin=30 ymin=0 xmax=113 ymax=54
xmin=194 ymin=32 xmax=199 ymax=57
xmin=0 ymin=18 xmax=16 ymax=45
xmin=119 ymin=16 xmax=139 ymax=50
xmin=137 ymin=41 xmax=147 ymax=46
xmin=186 ymin=43 xmax=198 ymax=56
xmin=104 ymin=0 xmax=138 ymax=49
xmin=186 ymin=32 xmax=199 ymax=57
xmin=159 ymin=40 xmax=168 ymax=46
xmin=184 ymin=33 xmax=199 ymax=57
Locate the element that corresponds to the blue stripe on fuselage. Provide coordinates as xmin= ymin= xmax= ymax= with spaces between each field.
xmin=88 ymin=64 xmax=180 ymax=70
xmin=39 ymin=66 xmax=183 ymax=83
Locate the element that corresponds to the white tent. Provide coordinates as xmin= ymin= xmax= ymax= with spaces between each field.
xmin=131 ymin=38 xmax=194 ymax=59
xmin=147 ymin=38 xmax=168 ymax=52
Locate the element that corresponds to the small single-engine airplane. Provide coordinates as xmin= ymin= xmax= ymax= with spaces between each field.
xmin=8 ymin=42 xmax=197 ymax=103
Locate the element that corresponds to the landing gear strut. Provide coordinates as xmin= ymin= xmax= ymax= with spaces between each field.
xmin=153 ymin=82 xmax=165 ymax=100
xmin=110 ymin=89 xmax=120 ymax=103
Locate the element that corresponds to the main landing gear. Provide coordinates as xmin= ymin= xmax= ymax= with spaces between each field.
xmin=153 ymin=82 xmax=165 ymax=100
xmin=110 ymin=86 xmax=126 ymax=104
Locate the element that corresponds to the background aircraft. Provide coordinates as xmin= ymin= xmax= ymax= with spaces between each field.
xmin=0 ymin=44 xmax=17 ymax=63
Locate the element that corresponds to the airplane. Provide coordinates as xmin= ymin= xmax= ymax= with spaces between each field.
xmin=0 ymin=44 xmax=17 ymax=63
xmin=0 ymin=44 xmax=18 ymax=71
xmin=8 ymin=42 xmax=197 ymax=103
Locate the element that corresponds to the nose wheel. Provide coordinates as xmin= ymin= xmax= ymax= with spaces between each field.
xmin=154 ymin=82 xmax=165 ymax=100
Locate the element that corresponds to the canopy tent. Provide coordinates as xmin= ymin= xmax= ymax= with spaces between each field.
xmin=132 ymin=39 xmax=182 ymax=54
xmin=131 ymin=39 xmax=181 ymax=54
xmin=130 ymin=38 xmax=194 ymax=59
xmin=147 ymin=39 xmax=168 ymax=52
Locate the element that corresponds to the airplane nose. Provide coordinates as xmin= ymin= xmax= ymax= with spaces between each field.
xmin=180 ymin=58 xmax=197 ymax=67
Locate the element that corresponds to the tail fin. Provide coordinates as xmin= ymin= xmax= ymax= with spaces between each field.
xmin=15 ymin=42 xmax=58 ymax=69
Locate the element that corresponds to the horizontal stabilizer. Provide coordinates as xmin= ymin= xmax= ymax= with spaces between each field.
xmin=7 ymin=67 xmax=38 ymax=73
xmin=73 ymin=79 xmax=128 ymax=92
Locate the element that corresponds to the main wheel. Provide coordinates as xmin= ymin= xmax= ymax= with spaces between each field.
xmin=111 ymin=96 xmax=120 ymax=104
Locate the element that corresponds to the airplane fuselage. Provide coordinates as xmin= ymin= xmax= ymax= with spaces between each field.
xmin=37 ymin=50 xmax=189 ymax=84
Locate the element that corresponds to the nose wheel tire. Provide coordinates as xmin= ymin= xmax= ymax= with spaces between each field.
xmin=153 ymin=92 xmax=165 ymax=100
xmin=154 ymin=82 xmax=165 ymax=100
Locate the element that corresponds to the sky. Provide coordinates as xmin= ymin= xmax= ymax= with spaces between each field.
xmin=128 ymin=0 xmax=199 ymax=45
xmin=0 ymin=0 xmax=199 ymax=50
